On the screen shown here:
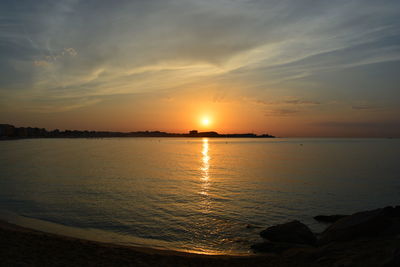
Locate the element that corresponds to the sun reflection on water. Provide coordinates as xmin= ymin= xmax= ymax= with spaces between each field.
xmin=201 ymin=138 xmax=210 ymax=181
xmin=200 ymin=138 xmax=210 ymax=203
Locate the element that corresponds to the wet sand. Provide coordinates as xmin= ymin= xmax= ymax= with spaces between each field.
xmin=0 ymin=220 xmax=281 ymax=266
xmin=1 ymin=219 xmax=399 ymax=266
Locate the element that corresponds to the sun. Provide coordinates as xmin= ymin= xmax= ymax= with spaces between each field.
xmin=201 ymin=117 xmax=211 ymax=127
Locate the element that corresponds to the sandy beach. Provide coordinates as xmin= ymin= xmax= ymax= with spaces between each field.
xmin=0 ymin=220 xmax=277 ymax=266
xmin=1 ymin=218 xmax=399 ymax=267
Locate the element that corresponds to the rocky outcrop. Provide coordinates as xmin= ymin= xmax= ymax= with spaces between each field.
xmin=252 ymin=205 xmax=400 ymax=257
xmin=260 ymin=220 xmax=316 ymax=245
xmin=314 ymin=215 xmax=347 ymax=223
xmin=252 ymin=220 xmax=316 ymax=253
xmin=251 ymin=240 xmax=311 ymax=253
xmin=318 ymin=206 xmax=400 ymax=245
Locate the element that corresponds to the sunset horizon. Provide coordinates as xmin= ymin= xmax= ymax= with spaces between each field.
xmin=1 ymin=1 xmax=400 ymax=266
xmin=2 ymin=122 xmax=400 ymax=138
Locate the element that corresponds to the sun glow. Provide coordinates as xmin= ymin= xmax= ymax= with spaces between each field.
xmin=201 ymin=117 xmax=211 ymax=127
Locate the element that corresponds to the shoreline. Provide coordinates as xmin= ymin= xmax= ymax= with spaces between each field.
xmin=1 ymin=214 xmax=400 ymax=266
xmin=0 ymin=210 xmax=254 ymax=256
xmin=0 ymin=220 xmax=232 ymax=257
xmin=0 ymin=124 xmax=275 ymax=139
xmin=0 ymin=219 xmax=278 ymax=267
xmin=0 ymin=135 xmax=275 ymax=141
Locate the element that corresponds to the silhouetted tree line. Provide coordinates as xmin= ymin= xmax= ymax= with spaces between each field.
xmin=0 ymin=124 xmax=274 ymax=139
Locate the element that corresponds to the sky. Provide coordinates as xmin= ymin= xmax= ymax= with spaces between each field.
xmin=0 ymin=0 xmax=399 ymax=137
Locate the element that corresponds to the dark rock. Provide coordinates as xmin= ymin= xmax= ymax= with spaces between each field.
xmin=251 ymin=241 xmax=310 ymax=254
xmin=318 ymin=206 xmax=400 ymax=245
xmin=246 ymin=224 xmax=261 ymax=229
xmin=383 ymin=205 xmax=400 ymax=217
xmin=260 ymin=220 xmax=316 ymax=245
xmin=314 ymin=215 xmax=348 ymax=223
xmin=383 ymin=248 xmax=400 ymax=267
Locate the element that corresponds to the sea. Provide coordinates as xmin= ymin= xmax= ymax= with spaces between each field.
xmin=0 ymin=138 xmax=399 ymax=254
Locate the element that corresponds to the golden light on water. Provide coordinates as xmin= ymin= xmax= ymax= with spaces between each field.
xmin=201 ymin=138 xmax=210 ymax=181
xmin=200 ymin=138 xmax=210 ymax=203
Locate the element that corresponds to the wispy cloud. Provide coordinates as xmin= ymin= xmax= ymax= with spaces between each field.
xmin=24 ymin=97 xmax=101 ymax=113
xmin=256 ymin=98 xmax=320 ymax=106
xmin=312 ymin=121 xmax=400 ymax=129
xmin=33 ymin=60 xmax=50 ymax=67
xmin=265 ymin=109 xmax=299 ymax=117
xmin=352 ymin=104 xmax=379 ymax=110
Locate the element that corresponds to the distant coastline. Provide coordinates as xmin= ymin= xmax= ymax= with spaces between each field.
xmin=0 ymin=124 xmax=275 ymax=139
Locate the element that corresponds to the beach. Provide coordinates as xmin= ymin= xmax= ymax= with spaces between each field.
xmin=1 ymin=217 xmax=399 ymax=267
xmin=0 ymin=220 xmax=276 ymax=266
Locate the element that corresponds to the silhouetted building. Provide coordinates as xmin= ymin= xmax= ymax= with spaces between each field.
xmin=16 ymin=127 xmax=28 ymax=137
xmin=189 ymin=130 xmax=198 ymax=135
xmin=0 ymin=124 xmax=15 ymax=137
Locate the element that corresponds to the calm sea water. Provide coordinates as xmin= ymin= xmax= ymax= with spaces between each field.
xmin=0 ymin=138 xmax=399 ymax=254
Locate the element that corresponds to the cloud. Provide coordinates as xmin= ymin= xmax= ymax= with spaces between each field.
xmin=265 ymin=109 xmax=298 ymax=117
xmin=256 ymin=98 xmax=320 ymax=105
xmin=33 ymin=60 xmax=50 ymax=67
xmin=63 ymin=48 xmax=77 ymax=57
xmin=24 ymin=96 xmax=101 ymax=113
xmin=0 ymin=0 xmax=399 ymax=121
xmin=33 ymin=47 xmax=78 ymax=67
xmin=312 ymin=121 xmax=400 ymax=129
xmin=283 ymin=99 xmax=320 ymax=105
xmin=352 ymin=104 xmax=379 ymax=110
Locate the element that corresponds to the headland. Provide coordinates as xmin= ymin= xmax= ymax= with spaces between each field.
xmin=0 ymin=124 xmax=274 ymax=139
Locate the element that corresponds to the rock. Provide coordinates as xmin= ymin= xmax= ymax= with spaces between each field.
xmin=260 ymin=220 xmax=316 ymax=245
xmin=383 ymin=205 xmax=400 ymax=217
xmin=314 ymin=215 xmax=348 ymax=223
xmin=318 ymin=206 xmax=400 ymax=245
xmin=246 ymin=224 xmax=258 ymax=229
xmin=383 ymin=248 xmax=400 ymax=267
xmin=251 ymin=240 xmax=310 ymax=253
xmin=246 ymin=224 xmax=261 ymax=229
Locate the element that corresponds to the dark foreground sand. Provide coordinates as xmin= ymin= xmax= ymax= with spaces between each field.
xmin=0 ymin=220 xmax=399 ymax=267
